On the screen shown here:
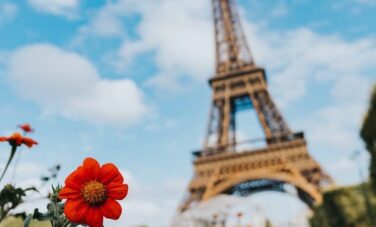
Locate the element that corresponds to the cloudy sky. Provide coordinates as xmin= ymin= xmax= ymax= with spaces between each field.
xmin=0 ymin=0 xmax=375 ymax=226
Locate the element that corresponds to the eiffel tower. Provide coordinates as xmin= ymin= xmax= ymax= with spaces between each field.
xmin=179 ymin=0 xmax=333 ymax=212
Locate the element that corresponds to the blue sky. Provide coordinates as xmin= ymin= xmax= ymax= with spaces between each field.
xmin=0 ymin=0 xmax=375 ymax=226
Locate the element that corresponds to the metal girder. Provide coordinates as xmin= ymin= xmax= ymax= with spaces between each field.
xmin=213 ymin=0 xmax=254 ymax=74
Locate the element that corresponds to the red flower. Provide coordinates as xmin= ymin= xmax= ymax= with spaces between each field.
xmin=59 ymin=158 xmax=128 ymax=227
xmin=18 ymin=124 xmax=34 ymax=133
xmin=0 ymin=133 xmax=38 ymax=148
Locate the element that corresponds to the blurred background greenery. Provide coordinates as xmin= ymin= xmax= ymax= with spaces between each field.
xmin=0 ymin=216 xmax=50 ymax=227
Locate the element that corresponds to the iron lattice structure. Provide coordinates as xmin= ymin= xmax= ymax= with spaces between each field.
xmin=213 ymin=0 xmax=254 ymax=74
xmin=179 ymin=0 xmax=333 ymax=212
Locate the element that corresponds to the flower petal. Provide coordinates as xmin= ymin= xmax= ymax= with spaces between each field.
xmin=21 ymin=137 xmax=38 ymax=148
xmin=83 ymin=158 xmax=101 ymax=180
xmin=65 ymin=167 xmax=85 ymax=190
xmin=99 ymin=163 xmax=123 ymax=185
xmin=85 ymin=207 xmax=104 ymax=227
xmin=59 ymin=186 xmax=81 ymax=200
xmin=64 ymin=199 xmax=88 ymax=223
xmin=101 ymin=198 xmax=122 ymax=220
xmin=19 ymin=124 xmax=33 ymax=133
xmin=0 ymin=137 xmax=8 ymax=142
xmin=107 ymin=183 xmax=128 ymax=200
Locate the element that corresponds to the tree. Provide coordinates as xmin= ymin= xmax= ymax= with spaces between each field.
xmin=361 ymin=85 xmax=376 ymax=190
xmin=310 ymin=184 xmax=376 ymax=227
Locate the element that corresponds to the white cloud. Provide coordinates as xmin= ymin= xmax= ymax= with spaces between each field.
xmin=73 ymin=0 xmax=214 ymax=90
xmin=105 ymin=169 xmax=187 ymax=227
xmin=108 ymin=170 xmax=311 ymax=227
xmin=294 ymin=75 xmax=372 ymax=152
xmin=76 ymin=3 xmax=125 ymax=39
xmin=242 ymin=27 xmax=376 ymax=107
xmin=6 ymin=43 xmax=148 ymax=127
xmin=116 ymin=0 xmax=213 ymax=90
xmin=327 ymin=149 xmax=370 ymax=185
xmin=0 ymin=2 xmax=17 ymax=25
xmin=27 ymin=0 xmax=80 ymax=19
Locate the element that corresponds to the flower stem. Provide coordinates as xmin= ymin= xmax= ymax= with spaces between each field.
xmin=0 ymin=146 xmax=17 ymax=183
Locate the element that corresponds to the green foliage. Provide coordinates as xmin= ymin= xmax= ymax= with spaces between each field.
xmin=24 ymin=185 xmax=77 ymax=227
xmin=0 ymin=164 xmax=62 ymax=225
xmin=310 ymin=183 xmax=376 ymax=227
xmin=361 ymin=85 xmax=376 ymax=190
xmin=0 ymin=185 xmax=37 ymax=222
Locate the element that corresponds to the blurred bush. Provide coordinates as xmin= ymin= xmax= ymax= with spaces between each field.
xmin=0 ymin=216 xmax=51 ymax=227
xmin=310 ymin=183 xmax=376 ymax=227
xmin=361 ymin=85 xmax=376 ymax=191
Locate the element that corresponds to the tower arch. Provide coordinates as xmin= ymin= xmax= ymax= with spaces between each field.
xmin=205 ymin=169 xmax=322 ymax=208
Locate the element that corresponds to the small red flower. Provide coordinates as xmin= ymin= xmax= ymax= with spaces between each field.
xmin=0 ymin=133 xmax=38 ymax=148
xmin=59 ymin=158 xmax=128 ymax=227
xmin=18 ymin=124 xmax=34 ymax=133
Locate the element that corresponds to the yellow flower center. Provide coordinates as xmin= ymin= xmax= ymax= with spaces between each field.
xmin=81 ymin=180 xmax=107 ymax=206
